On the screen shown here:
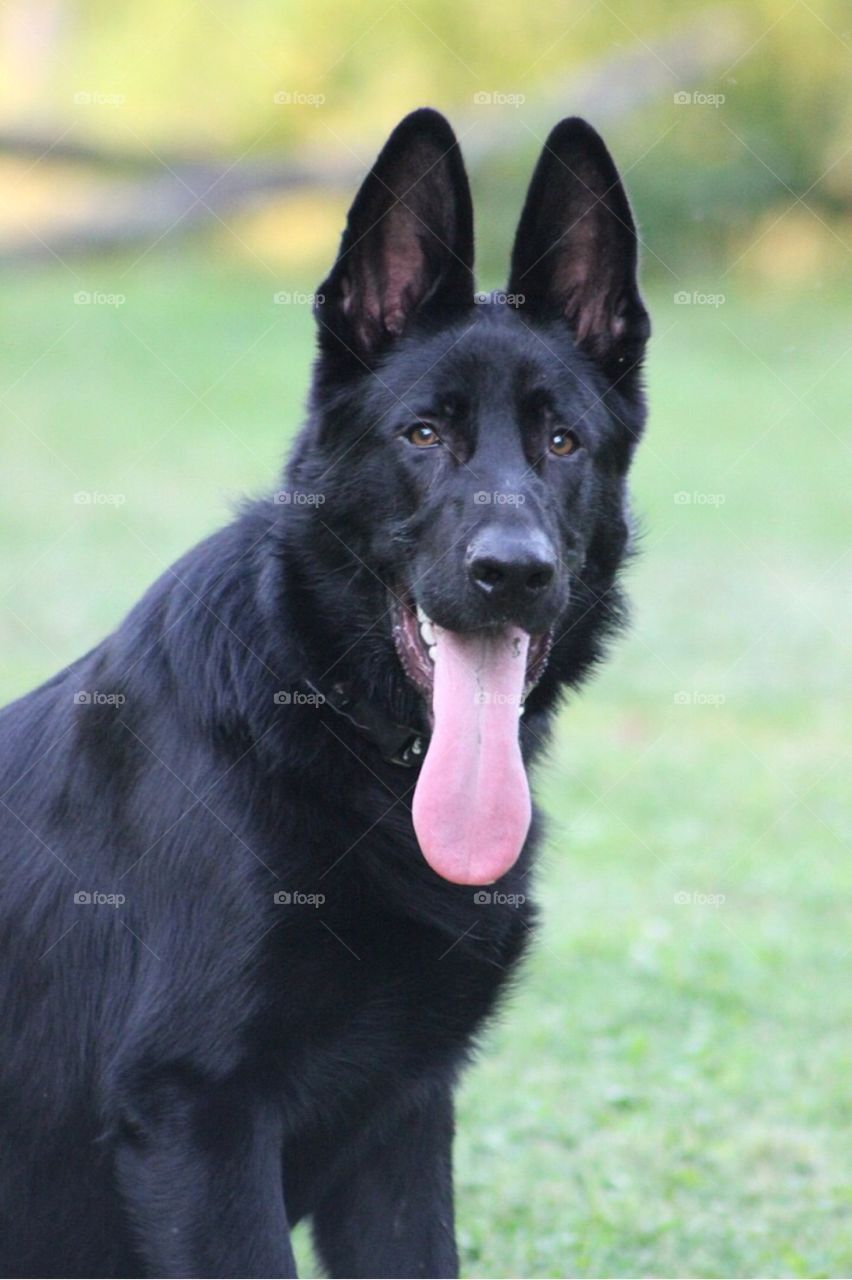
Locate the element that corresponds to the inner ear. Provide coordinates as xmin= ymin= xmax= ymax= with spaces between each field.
xmin=507 ymin=117 xmax=649 ymax=383
xmin=317 ymin=109 xmax=475 ymax=363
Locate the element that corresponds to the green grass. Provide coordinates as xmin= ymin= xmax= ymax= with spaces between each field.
xmin=1 ymin=253 xmax=849 ymax=1278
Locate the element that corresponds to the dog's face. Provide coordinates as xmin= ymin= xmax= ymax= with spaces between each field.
xmin=352 ymin=306 xmax=633 ymax=649
xmin=299 ymin=109 xmax=649 ymax=884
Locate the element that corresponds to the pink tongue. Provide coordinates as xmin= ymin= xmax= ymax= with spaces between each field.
xmin=412 ymin=626 xmax=531 ymax=885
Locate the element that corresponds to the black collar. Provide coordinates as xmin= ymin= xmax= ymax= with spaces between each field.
xmin=304 ymin=678 xmax=428 ymax=768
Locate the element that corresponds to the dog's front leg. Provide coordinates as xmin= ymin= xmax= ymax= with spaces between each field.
xmin=311 ymin=1085 xmax=458 ymax=1279
xmin=114 ymin=1071 xmax=297 ymax=1278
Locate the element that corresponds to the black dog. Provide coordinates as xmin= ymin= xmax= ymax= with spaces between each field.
xmin=0 ymin=109 xmax=649 ymax=1278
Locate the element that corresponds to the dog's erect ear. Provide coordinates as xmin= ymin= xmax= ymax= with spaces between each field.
xmin=316 ymin=109 xmax=474 ymax=364
xmin=508 ymin=118 xmax=650 ymax=384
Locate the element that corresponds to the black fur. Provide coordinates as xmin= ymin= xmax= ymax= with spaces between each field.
xmin=0 ymin=109 xmax=649 ymax=1278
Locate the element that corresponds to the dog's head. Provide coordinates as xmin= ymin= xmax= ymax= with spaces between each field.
xmin=291 ymin=109 xmax=650 ymax=884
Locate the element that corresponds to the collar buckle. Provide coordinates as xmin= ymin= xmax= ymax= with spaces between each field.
xmin=303 ymin=679 xmax=429 ymax=769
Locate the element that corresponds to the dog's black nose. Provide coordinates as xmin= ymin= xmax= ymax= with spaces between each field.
xmin=467 ymin=529 xmax=556 ymax=604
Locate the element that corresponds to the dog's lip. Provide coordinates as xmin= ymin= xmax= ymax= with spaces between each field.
xmin=389 ymin=590 xmax=552 ymax=705
xmin=390 ymin=594 xmax=435 ymax=700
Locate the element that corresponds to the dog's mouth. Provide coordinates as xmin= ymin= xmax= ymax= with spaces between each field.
xmin=391 ymin=595 xmax=552 ymax=704
xmin=390 ymin=592 xmax=553 ymax=887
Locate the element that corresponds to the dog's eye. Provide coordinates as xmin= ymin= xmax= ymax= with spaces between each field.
xmin=549 ymin=429 xmax=579 ymax=457
xmin=404 ymin=423 xmax=441 ymax=449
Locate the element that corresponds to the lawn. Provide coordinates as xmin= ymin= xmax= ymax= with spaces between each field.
xmin=1 ymin=252 xmax=849 ymax=1278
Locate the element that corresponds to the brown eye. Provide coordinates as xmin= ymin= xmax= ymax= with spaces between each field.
xmin=405 ymin=423 xmax=440 ymax=449
xmin=549 ymin=428 xmax=579 ymax=457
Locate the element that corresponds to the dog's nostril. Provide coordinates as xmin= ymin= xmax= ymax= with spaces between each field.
xmin=526 ymin=565 xmax=554 ymax=593
xmin=469 ymin=552 xmax=555 ymax=599
xmin=470 ymin=558 xmax=505 ymax=591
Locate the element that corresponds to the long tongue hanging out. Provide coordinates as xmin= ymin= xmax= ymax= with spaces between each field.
xmin=412 ymin=626 xmax=531 ymax=885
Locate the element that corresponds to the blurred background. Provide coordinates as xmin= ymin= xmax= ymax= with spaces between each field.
xmin=1 ymin=2 xmax=849 ymax=1277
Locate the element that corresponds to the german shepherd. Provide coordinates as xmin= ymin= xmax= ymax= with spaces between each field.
xmin=0 ymin=109 xmax=649 ymax=1277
